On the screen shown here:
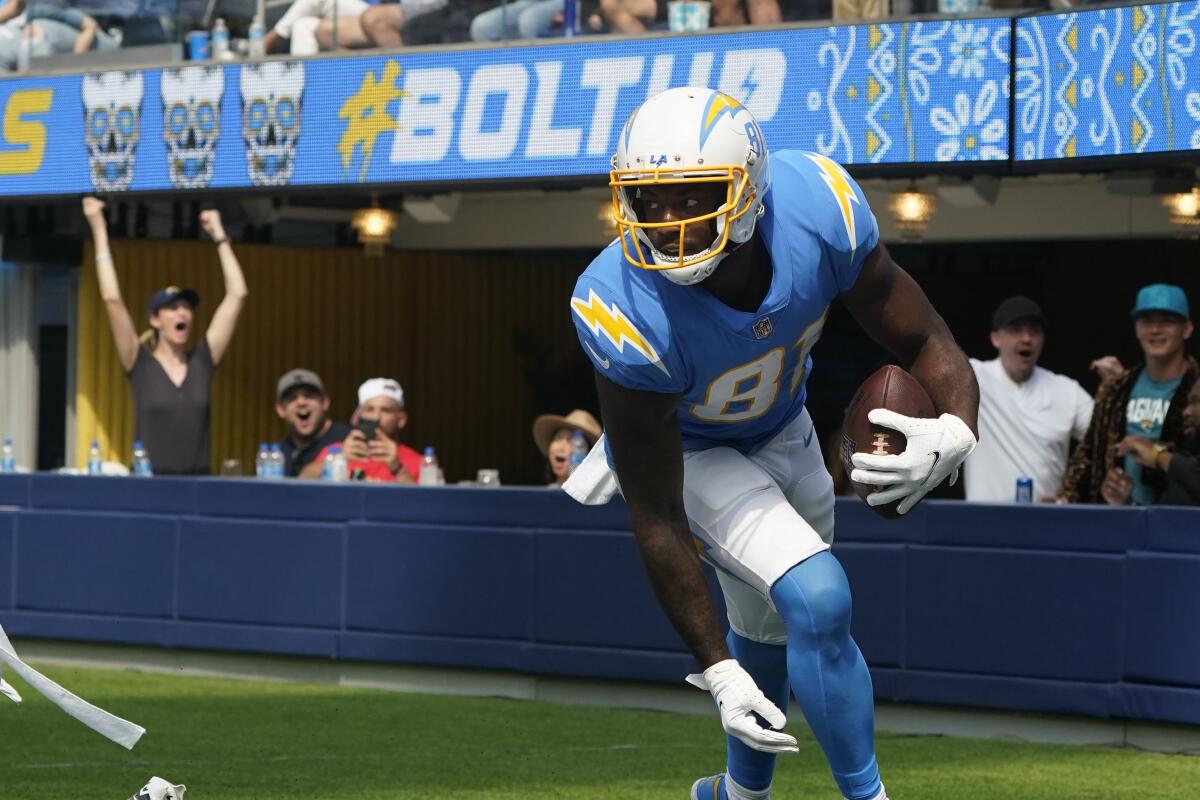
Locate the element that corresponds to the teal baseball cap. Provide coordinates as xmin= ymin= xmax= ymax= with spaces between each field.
xmin=1132 ymin=283 xmax=1190 ymax=320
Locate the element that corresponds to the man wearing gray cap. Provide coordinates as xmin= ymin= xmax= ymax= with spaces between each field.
xmin=966 ymin=296 xmax=1093 ymax=502
xmin=275 ymin=368 xmax=351 ymax=477
xmin=1062 ymin=283 xmax=1197 ymax=505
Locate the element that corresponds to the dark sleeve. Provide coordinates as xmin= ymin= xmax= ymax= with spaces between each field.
xmin=1167 ymin=455 xmax=1200 ymax=504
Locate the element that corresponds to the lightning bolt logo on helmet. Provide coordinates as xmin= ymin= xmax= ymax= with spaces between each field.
xmin=610 ymin=87 xmax=771 ymax=287
xmin=571 ymin=288 xmax=670 ymax=377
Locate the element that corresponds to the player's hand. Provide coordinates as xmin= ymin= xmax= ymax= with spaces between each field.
xmin=1101 ymin=467 xmax=1134 ymax=506
xmin=341 ymin=430 xmax=370 ymax=461
xmin=368 ymin=429 xmax=401 ymax=474
xmin=1090 ymin=356 xmax=1125 ymax=383
xmin=686 ymin=659 xmax=798 ymax=754
xmin=849 ymin=410 xmax=977 ymax=515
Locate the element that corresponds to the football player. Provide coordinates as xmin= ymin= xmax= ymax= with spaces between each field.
xmin=566 ymin=88 xmax=979 ymax=800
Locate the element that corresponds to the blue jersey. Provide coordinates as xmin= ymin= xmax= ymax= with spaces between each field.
xmin=570 ymin=150 xmax=879 ymax=454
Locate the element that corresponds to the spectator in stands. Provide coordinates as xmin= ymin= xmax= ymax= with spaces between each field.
xmin=965 ymin=296 xmax=1093 ymax=503
xmin=275 ymin=368 xmax=351 ymax=477
xmin=1118 ymin=380 xmax=1200 ymax=506
xmin=532 ymin=409 xmax=601 ymax=487
xmin=83 ymin=197 xmax=247 ymax=475
xmin=832 ymin=0 xmax=887 ymax=21
xmin=18 ymin=1 xmax=119 ymax=60
xmin=0 ymin=2 xmax=24 ymax=70
xmin=301 ymin=377 xmax=421 ymax=481
xmin=264 ymin=0 xmax=371 ymax=56
xmin=709 ymin=0 xmax=781 ymax=25
xmin=1061 ymin=284 xmax=1197 ymax=505
xmin=359 ymin=0 xmax=449 ymax=47
xmin=596 ymin=0 xmax=657 ymax=32
xmin=470 ymin=0 xmax=564 ymax=41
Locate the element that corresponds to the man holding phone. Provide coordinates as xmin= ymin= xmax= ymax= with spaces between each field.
xmin=300 ymin=377 xmax=421 ymax=482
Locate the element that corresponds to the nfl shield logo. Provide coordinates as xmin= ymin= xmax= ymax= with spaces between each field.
xmin=752 ymin=317 xmax=773 ymax=339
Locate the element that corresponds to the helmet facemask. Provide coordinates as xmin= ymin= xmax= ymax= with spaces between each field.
xmin=610 ymin=166 xmax=756 ymax=284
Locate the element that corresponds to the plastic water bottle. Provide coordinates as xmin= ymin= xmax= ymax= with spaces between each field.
xmin=419 ymin=447 xmax=440 ymax=486
xmin=255 ymin=443 xmax=269 ymax=477
xmin=569 ymin=429 xmax=588 ymax=474
xmin=248 ymin=15 xmax=266 ymax=58
xmin=211 ymin=17 xmax=231 ymax=60
xmin=0 ymin=438 xmax=14 ymax=473
xmin=132 ymin=440 xmax=153 ymax=477
xmin=325 ymin=445 xmax=348 ymax=482
xmin=88 ymin=440 xmax=103 ymax=475
xmin=269 ymin=444 xmax=285 ymax=478
xmin=1016 ymin=477 xmax=1033 ymax=503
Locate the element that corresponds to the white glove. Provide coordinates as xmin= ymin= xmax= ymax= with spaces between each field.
xmin=850 ymin=410 xmax=977 ymax=515
xmin=686 ymin=659 xmax=798 ymax=754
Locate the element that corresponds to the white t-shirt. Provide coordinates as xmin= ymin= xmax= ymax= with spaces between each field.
xmin=965 ymin=358 xmax=1094 ymax=502
xmin=274 ymin=0 xmax=370 ymax=37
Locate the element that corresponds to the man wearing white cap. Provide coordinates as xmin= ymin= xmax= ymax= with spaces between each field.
xmin=300 ymin=377 xmax=421 ymax=482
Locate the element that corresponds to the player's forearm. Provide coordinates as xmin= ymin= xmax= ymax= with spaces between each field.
xmin=908 ymin=332 xmax=979 ymax=436
xmin=628 ymin=507 xmax=730 ymax=668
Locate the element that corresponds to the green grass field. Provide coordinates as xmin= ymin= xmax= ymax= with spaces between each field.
xmin=0 ymin=663 xmax=1197 ymax=799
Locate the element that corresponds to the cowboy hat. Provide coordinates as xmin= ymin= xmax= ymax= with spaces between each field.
xmin=532 ymin=409 xmax=602 ymax=457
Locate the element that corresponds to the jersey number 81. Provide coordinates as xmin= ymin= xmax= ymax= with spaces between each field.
xmin=690 ymin=311 xmax=827 ymax=423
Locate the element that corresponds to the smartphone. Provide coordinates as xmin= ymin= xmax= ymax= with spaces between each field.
xmin=356 ymin=418 xmax=379 ymax=440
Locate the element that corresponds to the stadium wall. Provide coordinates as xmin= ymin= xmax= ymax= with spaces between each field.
xmin=1 ymin=475 xmax=1198 ymax=726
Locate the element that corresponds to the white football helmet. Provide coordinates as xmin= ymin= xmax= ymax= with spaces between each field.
xmin=610 ymin=87 xmax=770 ymax=285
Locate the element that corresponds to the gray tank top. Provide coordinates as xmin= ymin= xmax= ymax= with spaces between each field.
xmin=127 ymin=338 xmax=214 ymax=475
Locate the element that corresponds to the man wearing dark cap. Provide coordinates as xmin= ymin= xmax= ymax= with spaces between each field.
xmin=1062 ymin=283 xmax=1197 ymax=505
xmin=275 ymin=368 xmax=351 ymax=477
xmin=965 ymin=296 xmax=1094 ymax=502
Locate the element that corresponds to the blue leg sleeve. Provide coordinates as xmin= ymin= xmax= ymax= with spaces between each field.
xmin=769 ymin=551 xmax=881 ymax=800
xmin=724 ymin=630 xmax=790 ymax=791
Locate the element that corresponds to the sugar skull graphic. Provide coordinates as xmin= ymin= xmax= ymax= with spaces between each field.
xmin=83 ymin=71 xmax=144 ymax=192
xmin=161 ymin=66 xmax=224 ymax=189
xmin=240 ymin=61 xmax=304 ymax=186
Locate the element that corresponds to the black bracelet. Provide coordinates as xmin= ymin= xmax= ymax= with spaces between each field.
xmin=213 ymin=237 xmax=229 ymax=246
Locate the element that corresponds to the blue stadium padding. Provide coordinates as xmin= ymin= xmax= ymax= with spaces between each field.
xmin=1118 ymin=684 xmax=1200 ymax=726
xmin=835 ymin=542 xmax=905 ymax=668
xmin=338 ymin=631 xmax=527 ymax=672
xmin=0 ymin=610 xmax=178 ymax=648
xmin=0 ymin=513 xmax=13 ymax=609
xmin=522 ymin=642 xmax=699 ymax=684
xmin=30 ymin=474 xmax=197 ymax=513
xmin=5 ymin=480 xmax=1200 ymax=727
xmin=895 ymin=670 xmax=1116 ymax=719
xmin=905 ymin=546 xmax=1125 ymax=681
xmin=533 ymin=530 xmax=684 ymax=650
xmin=866 ymin=667 xmax=899 ymax=702
xmin=834 ymin=501 xmax=928 ymax=544
xmin=0 ymin=474 xmax=31 ymax=506
xmin=197 ymin=479 xmax=365 ymax=522
xmin=925 ymin=503 xmax=1142 ymax=553
xmin=1143 ymin=507 xmax=1200 ymax=554
xmin=177 ymin=517 xmax=344 ymax=628
xmin=363 ymin=485 xmax=631 ymax=530
xmin=345 ymin=522 xmax=533 ymax=639
xmin=15 ymin=511 xmax=176 ymax=618
xmin=1123 ymin=552 xmax=1200 ymax=688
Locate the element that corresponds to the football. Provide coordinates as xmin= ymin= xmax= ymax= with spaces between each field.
xmin=841 ymin=365 xmax=936 ymax=519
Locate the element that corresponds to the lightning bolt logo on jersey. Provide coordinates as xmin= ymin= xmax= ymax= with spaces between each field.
xmin=571 ymin=150 xmax=878 ymax=453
